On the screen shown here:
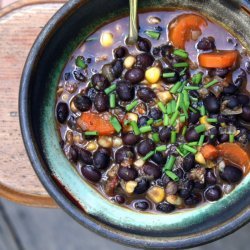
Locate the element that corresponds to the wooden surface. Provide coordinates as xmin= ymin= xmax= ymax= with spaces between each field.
xmin=0 ymin=0 xmax=68 ymax=207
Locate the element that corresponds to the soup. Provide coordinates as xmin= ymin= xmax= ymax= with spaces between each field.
xmin=55 ymin=10 xmax=250 ymax=213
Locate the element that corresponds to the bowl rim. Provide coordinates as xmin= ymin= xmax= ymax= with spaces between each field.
xmin=19 ymin=0 xmax=250 ymax=248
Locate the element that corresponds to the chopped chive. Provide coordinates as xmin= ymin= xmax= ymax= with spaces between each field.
xmin=109 ymin=93 xmax=116 ymax=108
xmin=147 ymin=118 xmax=154 ymax=125
xmin=158 ymin=101 xmax=167 ymax=114
xmin=204 ymin=79 xmax=219 ymax=89
xmin=167 ymin=103 xmax=172 ymax=115
xmin=104 ymin=84 xmax=116 ymax=95
xmin=176 ymin=148 xmax=185 ymax=157
xmin=200 ymin=105 xmax=206 ymax=116
xmin=171 ymin=100 xmax=176 ymax=113
xmin=183 ymin=89 xmax=190 ymax=108
xmin=173 ymin=62 xmax=189 ymax=68
xmin=130 ymin=121 xmax=140 ymax=135
xmin=145 ymin=30 xmax=161 ymax=40
xmin=181 ymin=102 xmax=188 ymax=119
xmin=110 ymin=116 xmax=122 ymax=133
xmin=206 ymin=118 xmax=218 ymax=123
xmin=84 ymin=131 xmax=99 ymax=136
xmin=180 ymin=115 xmax=186 ymax=123
xmin=165 ymin=170 xmax=179 ymax=182
xmin=198 ymin=135 xmax=205 ymax=146
xmin=164 ymin=114 xmax=169 ymax=126
xmin=188 ymin=141 xmax=198 ymax=146
xmin=156 ymin=145 xmax=167 ymax=152
xmin=163 ymin=155 xmax=176 ymax=171
xmin=154 ymin=119 xmax=163 ymax=124
xmin=184 ymin=86 xmax=200 ymax=90
xmin=180 ymin=67 xmax=187 ymax=76
xmin=176 ymin=93 xmax=183 ymax=111
xmin=124 ymin=119 xmax=130 ymax=126
xmin=173 ymin=49 xmax=189 ymax=59
xmin=75 ymin=56 xmax=87 ymax=69
xmin=229 ymin=134 xmax=235 ymax=143
xmin=189 ymin=106 xmax=197 ymax=113
xmin=183 ymin=144 xmax=197 ymax=154
xmin=152 ymin=133 xmax=160 ymax=143
xmin=163 ymin=72 xmax=175 ymax=78
xmin=182 ymin=125 xmax=187 ymax=136
xmin=192 ymin=72 xmax=203 ymax=84
xmin=195 ymin=124 xmax=206 ymax=133
xmin=170 ymin=81 xmax=182 ymax=94
xmin=139 ymin=125 xmax=152 ymax=134
xmin=143 ymin=151 xmax=155 ymax=161
xmin=170 ymin=111 xmax=179 ymax=126
xmin=177 ymin=81 xmax=185 ymax=93
xmin=171 ymin=131 xmax=177 ymax=143
xmin=190 ymin=96 xmax=198 ymax=102
xmin=126 ymin=100 xmax=138 ymax=111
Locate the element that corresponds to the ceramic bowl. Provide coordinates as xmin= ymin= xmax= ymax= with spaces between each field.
xmin=20 ymin=0 xmax=250 ymax=249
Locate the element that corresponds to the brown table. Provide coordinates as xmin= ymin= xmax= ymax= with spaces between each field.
xmin=0 ymin=0 xmax=69 ymax=208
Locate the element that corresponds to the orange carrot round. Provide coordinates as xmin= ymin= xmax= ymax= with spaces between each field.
xmin=168 ymin=14 xmax=207 ymax=49
xmin=216 ymin=143 xmax=250 ymax=172
xmin=200 ymin=144 xmax=218 ymax=160
xmin=77 ymin=112 xmax=115 ymax=136
xmin=198 ymin=50 xmax=238 ymax=68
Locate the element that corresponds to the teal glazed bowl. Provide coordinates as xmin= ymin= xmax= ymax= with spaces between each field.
xmin=20 ymin=0 xmax=250 ymax=249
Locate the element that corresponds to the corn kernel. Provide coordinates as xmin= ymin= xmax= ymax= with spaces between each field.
xmin=199 ymin=115 xmax=208 ymax=124
xmin=100 ymin=32 xmax=114 ymax=47
xmin=157 ymin=91 xmax=173 ymax=104
xmin=133 ymin=158 xmax=145 ymax=168
xmin=145 ymin=67 xmax=161 ymax=84
xmin=97 ymin=136 xmax=113 ymax=148
xmin=124 ymin=56 xmax=136 ymax=69
xmin=195 ymin=152 xmax=206 ymax=165
xmin=166 ymin=195 xmax=183 ymax=206
xmin=86 ymin=141 xmax=98 ymax=151
xmin=125 ymin=181 xmax=138 ymax=194
xmin=147 ymin=186 xmax=165 ymax=203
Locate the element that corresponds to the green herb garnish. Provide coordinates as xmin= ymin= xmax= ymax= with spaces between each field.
xmin=104 ymin=84 xmax=116 ymax=95
xmin=110 ymin=116 xmax=122 ymax=133
xmin=144 ymin=30 xmax=161 ymax=39
xmin=126 ymin=100 xmax=138 ymax=111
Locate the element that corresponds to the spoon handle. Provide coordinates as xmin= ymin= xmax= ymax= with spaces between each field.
xmin=127 ymin=0 xmax=138 ymax=45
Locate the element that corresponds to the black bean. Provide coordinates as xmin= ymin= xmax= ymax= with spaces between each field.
xmin=205 ymin=186 xmax=222 ymax=201
xmin=223 ymin=84 xmax=238 ymax=95
xmin=160 ymin=44 xmax=173 ymax=57
xmin=218 ymin=134 xmax=229 ymax=143
xmin=122 ymin=133 xmax=140 ymax=145
xmin=159 ymin=127 xmax=171 ymax=143
xmin=134 ymin=179 xmax=150 ymax=194
xmin=94 ymin=92 xmax=109 ymax=112
xmin=235 ymin=127 xmax=248 ymax=144
xmin=137 ymin=37 xmax=151 ymax=52
xmin=93 ymin=149 xmax=110 ymax=170
xmin=114 ymin=46 xmax=127 ymax=58
xmin=149 ymin=108 xmax=162 ymax=120
xmin=212 ymin=68 xmax=229 ymax=78
xmin=173 ymin=168 xmax=184 ymax=179
xmin=151 ymin=152 xmax=166 ymax=166
xmin=205 ymin=170 xmax=217 ymax=185
xmin=237 ymin=94 xmax=249 ymax=106
xmin=178 ymin=188 xmax=191 ymax=199
xmin=226 ymin=96 xmax=239 ymax=109
xmin=152 ymin=47 xmax=161 ymax=56
xmin=138 ymin=116 xmax=149 ymax=127
xmin=118 ymin=166 xmax=138 ymax=181
xmin=183 ymin=154 xmax=195 ymax=172
xmin=116 ymin=80 xmax=135 ymax=101
xmin=134 ymin=200 xmax=149 ymax=211
xmin=184 ymin=193 xmax=201 ymax=206
xmin=91 ymin=73 xmax=110 ymax=91
xmin=86 ymin=87 xmax=97 ymax=101
xmin=81 ymin=165 xmax=101 ymax=183
xmin=115 ymin=146 xmax=135 ymax=165
xmin=196 ymin=37 xmax=215 ymax=51
xmin=125 ymin=68 xmax=145 ymax=84
xmin=194 ymin=181 xmax=206 ymax=190
xmin=56 ymin=102 xmax=69 ymax=123
xmin=143 ymin=162 xmax=162 ymax=179
xmin=73 ymin=94 xmax=92 ymax=112
xmin=64 ymin=72 xmax=71 ymax=81
xmin=189 ymin=90 xmax=200 ymax=99
xmin=115 ymin=195 xmax=125 ymax=204
xmin=234 ymin=69 xmax=246 ymax=88
xmin=137 ymin=139 xmax=155 ymax=156
xmin=136 ymin=53 xmax=154 ymax=69
xmin=203 ymin=95 xmax=220 ymax=114
xmin=137 ymin=87 xmax=156 ymax=102
xmin=73 ymin=70 xmax=86 ymax=82
xmin=156 ymin=202 xmax=175 ymax=213
xmin=185 ymin=128 xmax=200 ymax=142
xmin=240 ymin=106 xmax=250 ymax=122
xmin=77 ymin=148 xmax=93 ymax=165
xmin=219 ymin=165 xmax=243 ymax=184
xmin=111 ymin=59 xmax=123 ymax=78
xmin=189 ymin=112 xmax=201 ymax=124
xmin=162 ymin=68 xmax=179 ymax=83
xmin=68 ymin=146 xmax=78 ymax=163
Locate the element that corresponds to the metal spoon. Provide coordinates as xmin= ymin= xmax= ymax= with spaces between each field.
xmin=127 ymin=0 xmax=138 ymax=45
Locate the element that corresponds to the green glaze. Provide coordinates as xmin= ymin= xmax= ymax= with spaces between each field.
xmin=39 ymin=0 xmax=250 ymax=237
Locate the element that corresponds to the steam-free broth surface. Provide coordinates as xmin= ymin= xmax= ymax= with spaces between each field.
xmin=55 ymin=10 xmax=250 ymax=213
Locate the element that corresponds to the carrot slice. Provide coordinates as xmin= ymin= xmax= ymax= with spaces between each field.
xmin=168 ymin=14 xmax=207 ymax=49
xmin=198 ymin=50 xmax=238 ymax=68
xmin=200 ymin=144 xmax=218 ymax=160
xmin=77 ymin=112 xmax=115 ymax=136
xmin=216 ymin=143 xmax=250 ymax=172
